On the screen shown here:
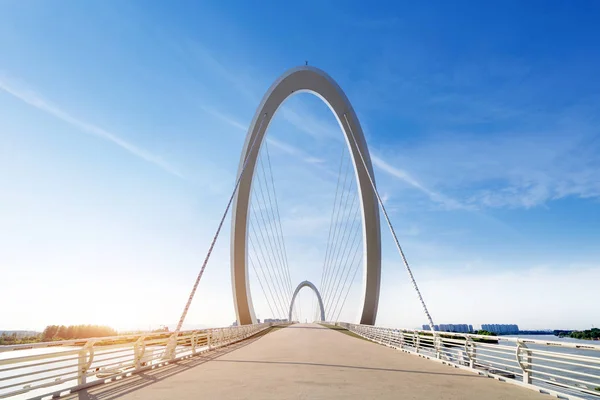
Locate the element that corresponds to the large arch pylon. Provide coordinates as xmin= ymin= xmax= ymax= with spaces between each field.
xmin=288 ymin=281 xmax=325 ymax=322
xmin=231 ymin=66 xmax=381 ymax=326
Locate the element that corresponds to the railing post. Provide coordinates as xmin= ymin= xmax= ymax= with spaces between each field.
xmin=207 ymin=329 xmax=212 ymax=350
xmin=78 ymin=349 xmax=87 ymax=386
xmin=399 ymin=331 xmax=404 ymax=349
xmin=78 ymin=340 xmax=94 ymax=386
xmin=524 ymin=348 xmax=532 ymax=384
xmin=191 ymin=332 xmax=197 ymax=355
xmin=133 ymin=336 xmax=146 ymax=369
xmin=415 ymin=333 xmax=420 ymax=354
xmin=466 ymin=337 xmax=475 ymax=368
xmin=517 ymin=341 xmax=532 ymax=384
xmin=163 ymin=333 xmax=178 ymax=360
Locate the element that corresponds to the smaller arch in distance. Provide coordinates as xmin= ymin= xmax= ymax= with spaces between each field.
xmin=289 ymin=281 xmax=325 ymax=322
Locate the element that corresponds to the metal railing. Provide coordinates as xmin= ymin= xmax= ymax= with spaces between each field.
xmin=0 ymin=323 xmax=274 ymax=399
xmin=331 ymin=322 xmax=600 ymax=400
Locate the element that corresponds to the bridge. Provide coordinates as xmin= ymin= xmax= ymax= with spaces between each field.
xmin=1 ymin=66 xmax=599 ymax=400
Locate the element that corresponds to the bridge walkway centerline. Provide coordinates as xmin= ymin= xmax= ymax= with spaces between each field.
xmin=66 ymin=323 xmax=549 ymax=399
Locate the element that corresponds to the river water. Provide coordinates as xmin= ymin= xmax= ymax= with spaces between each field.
xmin=505 ymin=334 xmax=599 ymax=344
xmin=467 ymin=334 xmax=599 ymax=398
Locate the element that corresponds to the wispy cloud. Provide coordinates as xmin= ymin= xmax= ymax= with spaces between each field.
xmin=187 ymin=44 xmax=472 ymax=210
xmin=351 ymin=46 xmax=600 ymax=210
xmin=0 ymin=73 xmax=183 ymax=178
xmin=188 ymin=40 xmax=594 ymax=213
xmin=279 ymin=105 xmax=339 ymax=140
xmin=387 ymin=129 xmax=600 ymax=209
xmin=183 ymin=41 xmax=260 ymax=104
xmin=371 ymin=155 xmax=466 ymax=210
xmin=199 ymin=104 xmax=329 ymax=167
xmin=184 ymin=41 xmax=343 ymax=142
xmin=199 ymin=104 xmax=248 ymax=132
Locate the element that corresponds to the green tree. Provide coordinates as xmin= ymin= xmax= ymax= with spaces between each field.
xmin=42 ymin=325 xmax=59 ymax=341
xmin=55 ymin=325 xmax=68 ymax=340
xmin=474 ymin=330 xmax=497 ymax=336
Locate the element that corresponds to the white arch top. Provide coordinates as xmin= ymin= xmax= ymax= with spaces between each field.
xmin=288 ymin=281 xmax=325 ymax=322
xmin=230 ymin=66 xmax=381 ymax=326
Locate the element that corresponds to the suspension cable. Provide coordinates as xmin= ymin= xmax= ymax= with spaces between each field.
xmin=325 ymin=207 xmax=362 ymax=317
xmin=321 ymin=154 xmax=353 ymax=301
xmin=264 ymin=141 xmax=294 ymax=299
xmin=257 ymin=153 xmax=292 ymax=309
xmin=322 ymin=167 xmax=357 ymax=305
xmin=174 ymin=113 xmax=267 ymax=333
xmin=248 ymin=252 xmax=277 ymax=319
xmin=249 ymin=205 xmax=288 ymax=317
xmin=342 ymin=113 xmax=437 ymax=333
xmin=333 ymin=246 xmax=363 ymax=322
xmin=330 ymin=235 xmax=363 ymax=320
xmin=252 ymin=160 xmax=290 ymax=314
xmin=323 ymin=199 xmax=359 ymax=313
xmin=319 ymin=147 xmax=346 ymax=297
xmin=248 ymin=217 xmax=287 ymax=317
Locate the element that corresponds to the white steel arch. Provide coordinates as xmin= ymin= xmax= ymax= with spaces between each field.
xmin=231 ymin=66 xmax=381 ymax=326
xmin=288 ymin=281 xmax=325 ymax=322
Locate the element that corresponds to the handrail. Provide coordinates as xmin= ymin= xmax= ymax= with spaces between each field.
xmin=0 ymin=323 xmax=278 ymax=399
xmin=329 ymin=322 xmax=600 ymax=400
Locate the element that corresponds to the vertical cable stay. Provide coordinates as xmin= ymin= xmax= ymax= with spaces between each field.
xmin=248 ymin=215 xmax=287 ymax=317
xmin=333 ymin=247 xmax=363 ymax=322
xmin=254 ymin=141 xmax=294 ymax=321
xmin=253 ymin=160 xmax=290 ymax=314
xmin=342 ymin=113 xmax=437 ymax=333
xmin=319 ymin=149 xmax=348 ymax=298
xmin=319 ymin=139 xmax=364 ymax=321
xmin=262 ymin=161 xmax=292 ymax=312
xmin=174 ymin=113 xmax=268 ymax=333
xmin=319 ymin=147 xmax=346 ymax=296
xmin=322 ymin=187 xmax=359 ymax=307
xmin=264 ymin=141 xmax=294 ymax=299
xmin=322 ymin=154 xmax=354 ymax=302
xmin=248 ymin=252 xmax=277 ymax=319
xmin=331 ymin=238 xmax=363 ymax=321
xmin=326 ymin=233 xmax=361 ymax=318
xmin=250 ymin=172 xmax=288 ymax=318
xmin=325 ymin=206 xmax=362 ymax=318
xmin=323 ymin=167 xmax=359 ymax=308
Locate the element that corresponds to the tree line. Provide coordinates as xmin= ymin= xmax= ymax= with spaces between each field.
xmin=569 ymin=328 xmax=600 ymax=340
xmin=555 ymin=328 xmax=600 ymax=340
xmin=0 ymin=332 xmax=40 ymax=345
xmin=41 ymin=325 xmax=117 ymax=341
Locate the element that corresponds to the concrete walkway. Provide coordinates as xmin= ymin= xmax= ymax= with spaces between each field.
xmin=69 ymin=324 xmax=549 ymax=399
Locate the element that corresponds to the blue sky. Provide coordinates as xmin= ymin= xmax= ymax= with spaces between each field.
xmin=1 ymin=1 xmax=599 ymax=331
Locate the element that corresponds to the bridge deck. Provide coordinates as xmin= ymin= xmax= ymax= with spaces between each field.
xmin=68 ymin=324 xmax=548 ymax=399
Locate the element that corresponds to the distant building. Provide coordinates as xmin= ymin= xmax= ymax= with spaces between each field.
xmin=481 ymin=324 xmax=519 ymax=334
xmin=263 ymin=318 xmax=287 ymax=323
xmin=422 ymin=324 xmax=473 ymax=333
